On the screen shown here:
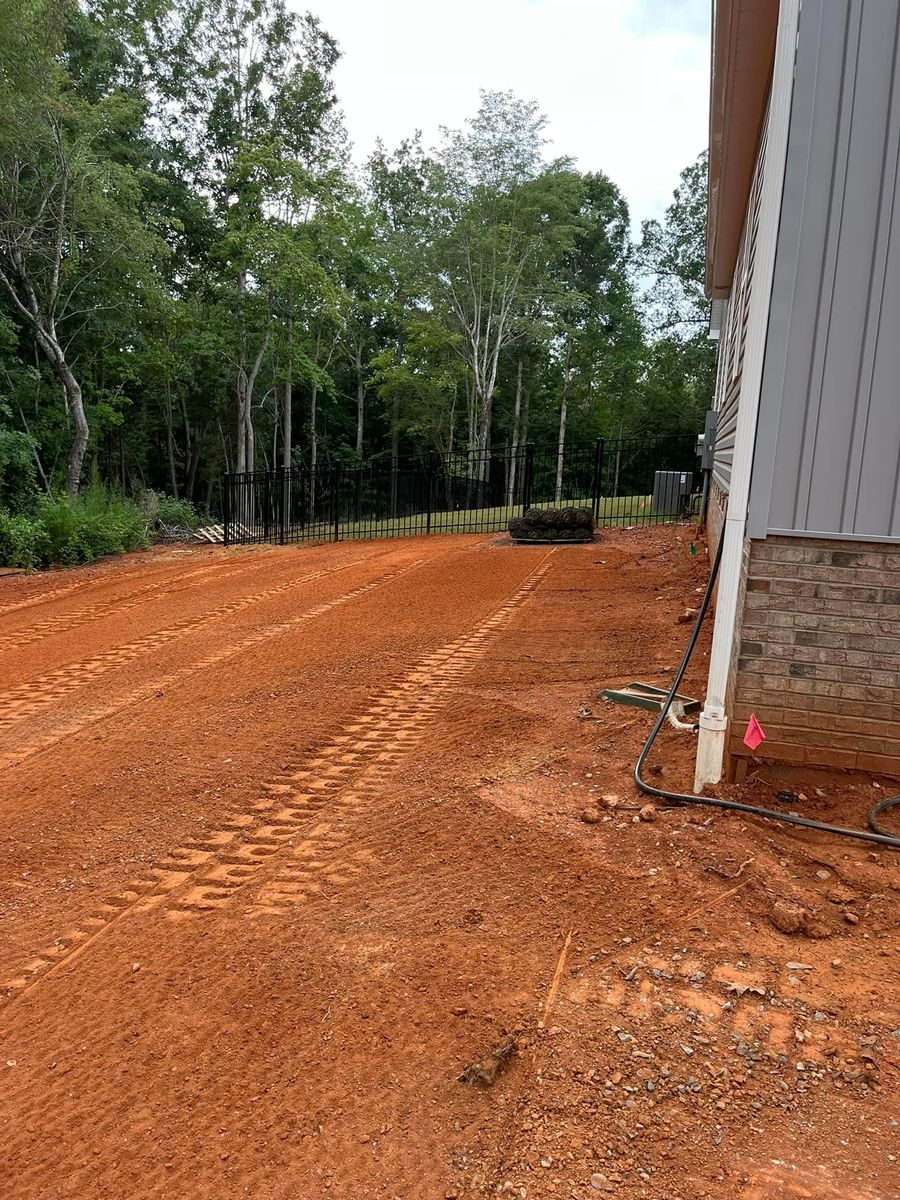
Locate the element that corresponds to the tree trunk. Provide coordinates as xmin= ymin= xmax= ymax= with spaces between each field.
xmin=309 ymin=383 xmax=318 ymax=473
xmin=390 ymin=391 xmax=400 ymax=519
xmin=164 ymin=382 xmax=179 ymax=499
xmin=184 ymin=427 xmax=204 ymax=501
xmin=308 ymin=382 xmax=319 ymax=516
xmin=554 ymin=339 xmax=573 ymax=504
xmin=506 ymin=356 xmax=524 ymax=505
xmin=283 ymin=306 xmax=293 ymax=471
xmin=55 ymin=350 xmax=88 ymax=498
xmin=239 ymin=286 xmax=271 ymax=478
xmin=466 ymin=378 xmax=476 ymax=450
xmin=236 ymin=269 xmax=248 ymax=473
xmin=30 ymin=320 xmax=89 ymax=497
xmin=355 ymin=356 xmax=365 ymax=457
xmin=474 ymin=383 xmax=494 ymax=506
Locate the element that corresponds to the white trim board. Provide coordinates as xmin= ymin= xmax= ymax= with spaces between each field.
xmin=695 ymin=0 xmax=802 ymax=792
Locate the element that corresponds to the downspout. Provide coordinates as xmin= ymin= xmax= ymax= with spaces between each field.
xmin=695 ymin=0 xmax=800 ymax=792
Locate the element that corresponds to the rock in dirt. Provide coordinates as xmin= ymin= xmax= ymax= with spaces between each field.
xmin=677 ymin=608 xmax=700 ymax=624
xmin=581 ymin=808 xmax=602 ymax=824
xmin=591 ymin=1174 xmax=614 ymax=1192
xmin=768 ymin=899 xmax=830 ymax=939
xmin=638 ymin=805 xmax=657 ymax=822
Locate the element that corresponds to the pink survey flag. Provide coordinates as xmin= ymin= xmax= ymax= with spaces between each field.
xmin=743 ymin=714 xmax=766 ymax=751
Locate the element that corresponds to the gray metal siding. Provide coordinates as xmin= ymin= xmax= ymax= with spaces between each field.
xmin=712 ymin=119 xmax=767 ymax=493
xmin=749 ymin=0 xmax=900 ymax=541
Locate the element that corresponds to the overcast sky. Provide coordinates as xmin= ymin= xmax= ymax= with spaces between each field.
xmin=303 ymin=0 xmax=711 ymax=230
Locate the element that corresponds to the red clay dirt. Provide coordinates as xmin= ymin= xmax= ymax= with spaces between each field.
xmin=0 ymin=529 xmax=897 ymax=1199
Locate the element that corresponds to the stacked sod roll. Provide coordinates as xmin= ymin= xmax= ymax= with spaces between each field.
xmin=508 ymin=506 xmax=595 ymax=542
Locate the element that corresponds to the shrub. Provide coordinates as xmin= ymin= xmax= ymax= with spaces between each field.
xmin=157 ymin=494 xmax=200 ymax=530
xmin=0 ymin=511 xmax=45 ymax=569
xmin=34 ymin=486 xmax=150 ymax=566
xmin=134 ymin=488 xmax=200 ymax=532
xmin=0 ymin=487 xmax=149 ymax=569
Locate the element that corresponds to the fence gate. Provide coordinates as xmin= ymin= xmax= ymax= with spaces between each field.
xmin=223 ymin=435 xmax=700 ymax=547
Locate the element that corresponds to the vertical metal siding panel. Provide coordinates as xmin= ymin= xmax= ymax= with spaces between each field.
xmin=790 ymin=2 xmax=861 ymax=532
xmin=805 ymin=4 xmax=896 ymax=533
xmin=848 ymin=12 xmax=900 ymax=538
xmin=752 ymin=0 xmax=900 ymax=541
xmin=751 ymin=0 xmax=840 ymax=536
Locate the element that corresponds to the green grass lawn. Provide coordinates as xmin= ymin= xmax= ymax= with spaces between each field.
xmin=233 ymin=493 xmax=698 ymax=543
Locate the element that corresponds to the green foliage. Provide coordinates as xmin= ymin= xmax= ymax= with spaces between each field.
xmin=157 ymin=493 xmax=200 ymax=529
xmin=34 ymin=486 xmax=149 ymax=566
xmin=0 ymin=510 xmax=45 ymax=568
xmin=0 ymin=422 xmax=38 ymax=511
xmin=0 ymin=481 xmax=150 ymax=569
xmin=0 ymin=0 xmax=713 ymax=535
xmin=637 ymin=151 xmax=711 ymax=339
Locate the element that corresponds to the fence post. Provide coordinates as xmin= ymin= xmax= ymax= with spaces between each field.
xmin=426 ymin=457 xmax=433 ymax=534
xmin=276 ymin=466 xmax=286 ymax=544
xmin=522 ymin=443 xmax=535 ymax=514
xmin=591 ymin=437 xmax=605 ymax=522
xmin=333 ymin=463 xmax=341 ymax=542
xmin=223 ymin=474 xmax=231 ymax=546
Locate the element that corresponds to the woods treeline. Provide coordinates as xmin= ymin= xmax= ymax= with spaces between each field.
xmin=0 ymin=0 xmax=714 ymax=540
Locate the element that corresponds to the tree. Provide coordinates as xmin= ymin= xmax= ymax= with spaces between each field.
xmin=0 ymin=0 xmax=160 ymax=495
xmin=636 ymin=150 xmax=715 ymax=428
xmin=542 ymin=172 xmax=640 ymax=497
xmin=636 ymin=150 xmax=710 ymax=338
xmin=430 ymin=92 xmax=571 ymax=477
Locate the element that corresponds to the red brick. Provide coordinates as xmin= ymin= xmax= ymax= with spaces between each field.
xmin=729 ymin=534 xmax=900 ymax=773
xmin=810 ymin=746 xmax=860 ymax=771
xmin=857 ymin=752 xmax=900 ymax=778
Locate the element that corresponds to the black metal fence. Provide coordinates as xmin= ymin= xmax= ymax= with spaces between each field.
xmin=223 ymin=434 xmax=700 ymax=546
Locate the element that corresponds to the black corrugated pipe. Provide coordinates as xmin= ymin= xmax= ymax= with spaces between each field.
xmin=634 ymin=535 xmax=900 ymax=850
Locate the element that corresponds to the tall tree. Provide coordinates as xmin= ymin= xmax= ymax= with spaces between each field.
xmin=637 ymin=150 xmax=710 ymax=339
xmin=430 ymin=92 xmax=570 ymax=476
xmin=0 ymin=0 xmax=160 ymax=494
xmin=636 ymin=149 xmax=715 ymax=430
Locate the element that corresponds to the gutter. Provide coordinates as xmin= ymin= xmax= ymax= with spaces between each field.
xmin=695 ymin=0 xmax=801 ymax=791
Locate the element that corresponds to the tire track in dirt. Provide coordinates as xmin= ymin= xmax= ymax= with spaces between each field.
xmin=0 ymin=559 xmax=155 ymax=618
xmin=0 ymin=545 xmax=399 ymax=733
xmin=0 ymin=546 xmax=415 ymax=774
xmin=0 ymin=553 xmax=278 ymax=653
xmin=0 ymin=552 xmax=554 ymax=1005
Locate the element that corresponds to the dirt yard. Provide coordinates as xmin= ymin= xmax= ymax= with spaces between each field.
xmin=0 ymin=529 xmax=897 ymax=1199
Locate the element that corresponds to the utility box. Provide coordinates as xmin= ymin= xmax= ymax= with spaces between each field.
xmin=652 ymin=470 xmax=693 ymax=517
xmin=696 ymin=409 xmax=718 ymax=470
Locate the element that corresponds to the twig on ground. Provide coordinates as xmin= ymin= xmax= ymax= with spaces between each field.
xmin=704 ymin=856 xmax=754 ymax=880
xmin=540 ymin=930 xmax=573 ymax=1027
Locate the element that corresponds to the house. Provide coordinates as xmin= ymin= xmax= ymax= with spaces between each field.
xmin=696 ymin=0 xmax=900 ymax=789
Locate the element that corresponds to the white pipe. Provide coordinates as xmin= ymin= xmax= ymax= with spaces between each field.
xmin=695 ymin=0 xmax=801 ymax=792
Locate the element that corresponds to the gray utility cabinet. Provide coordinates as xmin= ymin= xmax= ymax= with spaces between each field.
xmin=652 ymin=470 xmax=693 ymax=516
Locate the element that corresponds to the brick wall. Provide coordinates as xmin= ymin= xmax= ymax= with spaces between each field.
xmin=727 ymin=536 xmax=900 ymax=779
xmin=706 ymin=479 xmax=727 ymax=555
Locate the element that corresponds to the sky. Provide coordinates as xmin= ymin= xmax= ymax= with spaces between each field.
xmin=302 ymin=0 xmax=711 ymax=231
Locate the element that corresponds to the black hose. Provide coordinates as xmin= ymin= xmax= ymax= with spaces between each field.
xmin=634 ymin=534 xmax=900 ymax=851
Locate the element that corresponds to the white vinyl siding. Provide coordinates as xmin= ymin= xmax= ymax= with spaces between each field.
xmin=712 ymin=118 xmax=768 ymax=493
